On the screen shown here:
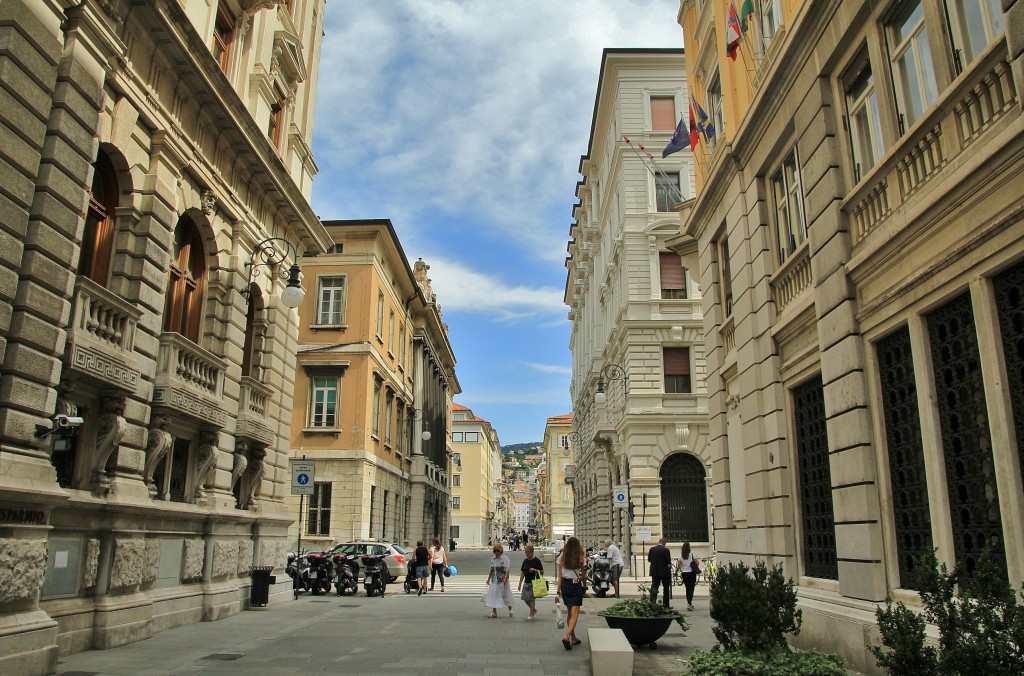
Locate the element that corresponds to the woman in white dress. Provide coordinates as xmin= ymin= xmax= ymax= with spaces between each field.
xmin=485 ymin=543 xmax=515 ymax=617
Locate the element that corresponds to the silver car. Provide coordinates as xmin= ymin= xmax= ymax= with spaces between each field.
xmin=327 ymin=540 xmax=408 ymax=582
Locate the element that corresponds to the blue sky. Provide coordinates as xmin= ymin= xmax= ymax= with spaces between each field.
xmin=309 ymin=1 xmax=683 ymax=444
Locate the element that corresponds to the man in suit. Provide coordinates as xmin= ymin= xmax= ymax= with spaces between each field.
xmin=648 ymin=537 xmax=673 ymax=607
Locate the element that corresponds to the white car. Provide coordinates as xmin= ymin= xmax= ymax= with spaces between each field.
xmin=327 ymin=540 xmax=407 ymax=582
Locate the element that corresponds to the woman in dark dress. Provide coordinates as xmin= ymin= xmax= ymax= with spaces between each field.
xmin=517 ymin=544 xmax=544 ymax=620
xmin=555 ymin=536 xmax=586 ymax=650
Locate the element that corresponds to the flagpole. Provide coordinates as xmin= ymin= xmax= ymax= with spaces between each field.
xmin=623 ymin=136 xmax=686 ymax=205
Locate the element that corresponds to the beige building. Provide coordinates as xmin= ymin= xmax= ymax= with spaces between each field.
xmin=541 ymin=413 xmax=576 ymax=541
xmin=286 ymin=221 xmax=458 ymax=552
xmin=0 ymin=1 xmax=328 ymax=671
xmin=676 ymin=0 xmax=1024 ymax=671
xmin=449 ymin=403 xmax=501 ymax=546
xmin=564 ymin=49 xmax=713 ymax=566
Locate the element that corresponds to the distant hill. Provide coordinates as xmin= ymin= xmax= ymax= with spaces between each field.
xmin=502 ymin=442 xmax=542 ymax=455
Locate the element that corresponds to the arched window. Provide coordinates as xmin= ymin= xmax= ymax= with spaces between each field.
xmin=79 ymin=150 xmax=118 ymax=283
xmin=163 ymin=217 xmax=206 ymax=341
xmin=660 ymin=453 xmax=709 ymax=542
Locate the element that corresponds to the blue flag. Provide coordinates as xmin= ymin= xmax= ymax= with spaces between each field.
xmin=662 ymin=116 xmax=689 ymax=158
xmin=693 ymin=97 xmax=715 ymax=141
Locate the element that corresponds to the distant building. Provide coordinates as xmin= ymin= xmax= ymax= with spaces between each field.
xmin=449 ymin=403 xmax=501 ymax=546
xmin=542 ymin=413 xmax=577 ymax=541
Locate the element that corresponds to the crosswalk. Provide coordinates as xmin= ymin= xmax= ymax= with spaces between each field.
xmin=392 ymin=573 xmax=489 ymax=598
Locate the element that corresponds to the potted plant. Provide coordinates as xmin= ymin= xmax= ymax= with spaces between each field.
xmin=597 ymin=589 xmax=688 ymax=649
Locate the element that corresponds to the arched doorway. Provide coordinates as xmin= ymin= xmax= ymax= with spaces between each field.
xmin=660 ymin=453 xmax=709 ymax=541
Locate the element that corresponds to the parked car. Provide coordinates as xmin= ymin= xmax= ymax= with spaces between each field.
xmin=327 ymin=540 xmax=407 ymax=583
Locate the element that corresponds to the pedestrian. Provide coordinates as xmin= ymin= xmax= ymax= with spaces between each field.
xmin=449 ymin=537 xmax=457 ymax=551
xmin=674 ymin=541 xmax=700 ymax=611
xmin=555 ymin=535 xmax=586 ymax=650
xmin=648 ymin=537 xmax=673 ymax=607
xmin=413 ymin=540 xmax=430 ymax=596
xmin=485 ymin=543 xmax=515 ymax=618
xmin=603 ymin=538 xmax=624 ymax=598
xmin=517 ymin=543 xmax=544 ymax=620
xmin=429 ymin=538 xmax=448 ymax=591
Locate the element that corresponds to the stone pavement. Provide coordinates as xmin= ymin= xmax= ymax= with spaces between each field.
xmin=56 ymin=575 xmax=716 ymax=676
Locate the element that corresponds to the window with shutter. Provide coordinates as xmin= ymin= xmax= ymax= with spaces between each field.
xmin=659 ymin=252 xmax=687 ymax=299
xmin=664 ymin=347 xmax=692 ymax=393
xmin=650 ymin=96 xmax=676 ymax=131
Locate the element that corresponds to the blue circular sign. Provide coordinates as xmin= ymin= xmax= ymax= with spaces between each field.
xmin=297 ymin=473 xmax=310 ymax=485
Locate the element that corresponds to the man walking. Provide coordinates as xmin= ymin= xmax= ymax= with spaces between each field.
xmin=604 ymin=539 xmax=624 ymax=598
xmin=648 ymin=537 xmax=672 ymax=607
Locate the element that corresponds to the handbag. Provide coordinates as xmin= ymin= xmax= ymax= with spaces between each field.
xmin=443 ymin=566 xmax=451 ymax=577
xmin=693 ymin=558 xmax=701 ymax=576
xmin=576 ymin=569 xmax=587 ymax=592
xmin=531 ymin=576 xmax=549 ymax=599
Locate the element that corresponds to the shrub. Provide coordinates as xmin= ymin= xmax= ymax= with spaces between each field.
xmin=687 ymin=647 xmax=847 ymax=676
xmin=598 ymin=584 xmax=689 ymax=630
xmin=708 ymin=560 xmax=802 ymax=653
xmin=870 ymin=549 xmax=1024 ymax=675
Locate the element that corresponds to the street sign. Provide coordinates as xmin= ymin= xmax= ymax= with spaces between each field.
xmin=612 ymin=484 xmax=629 ymax=508
xmin=291 ymin=459 xmax=315 ymax=495
xmin=635 ymin=526 xmax=652 ymax=542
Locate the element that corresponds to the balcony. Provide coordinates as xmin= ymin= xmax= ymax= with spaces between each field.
xmin=770 ymin=243 xmax=812 ymax=313
xmin=152 ymin=333 xmax=229 ymax=427
xmin=64 ymin=277 xmax=142 ymax=390
xmin=236 ymin=376 xmax=274 ymax=444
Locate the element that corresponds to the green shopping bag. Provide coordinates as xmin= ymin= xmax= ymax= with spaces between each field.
xmin=531 ymin=576 xmax=549 ymax=599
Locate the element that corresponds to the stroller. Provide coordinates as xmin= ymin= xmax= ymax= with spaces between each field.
xmin=402 ymin=558 xmax=418 ymax=593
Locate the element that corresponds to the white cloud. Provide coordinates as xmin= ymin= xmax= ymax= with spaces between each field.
xmin=422 ymin=256 xmax=565 ymax=322
xmin=522 ymin=362 xmax=573 ymax=375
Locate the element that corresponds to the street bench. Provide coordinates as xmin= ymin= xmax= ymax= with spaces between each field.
xmin=588 ymin=627 xmax=634 ymax=676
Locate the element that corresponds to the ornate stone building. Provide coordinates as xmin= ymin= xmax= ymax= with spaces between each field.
xmin=286 ymin=221 xmax=458 ymax=551
xmin=0 ymin=1 xmax=327 ymax=671
xmin=564 ymin=49 xmax=713 ymax=567
xmin=676 ymin=0 xmax=1024 ymax=670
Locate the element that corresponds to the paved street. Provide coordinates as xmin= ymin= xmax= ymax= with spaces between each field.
xmin=56 ymin=549 xmax=715 ymax=675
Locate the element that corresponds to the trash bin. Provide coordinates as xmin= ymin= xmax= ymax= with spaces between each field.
xmin=250 ymin=566 xmax=275 ymax=607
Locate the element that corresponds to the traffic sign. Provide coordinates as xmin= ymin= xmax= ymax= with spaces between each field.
xmin=612 ymin=484 xmax=629 ymax=508
xmin=291 ymin=459 xmax=315 ymax=495
xmin=635 ymin=526 xmax=652 ymax=542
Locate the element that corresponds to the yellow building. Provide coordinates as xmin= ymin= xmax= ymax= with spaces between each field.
xmin=449 ymin=403 xmax=501 ymax=546
xmin=676 ymin=0 xmax=1024 ymax=670
xmin=542 ymin=413 xmax=577 ymax=541
xmin=287 ymin=221 xmax=458 ymax=551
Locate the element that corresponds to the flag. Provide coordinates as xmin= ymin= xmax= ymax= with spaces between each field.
xmin=726 ymin=3 xmax=742 ymax=60
xmin=689 ymin=103 xmax=699 ymax=151
xmin=694 ymin=96 xmax=715 ymax=142
xmin=662 ymin=116 xmax=690 ymax=158
xmin=740 ymin=0 xmax=755 ymax=33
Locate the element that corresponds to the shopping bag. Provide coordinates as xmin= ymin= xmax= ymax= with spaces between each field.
xmin=532 ymin=576 xmax=549 ymax=599
xmin=555 ymin=598 xmax=566 ymax=628
xmin=448 ymin=565 xmax=458 ymax=576
xmin=443 ymin=566 xmax=451 ymax=577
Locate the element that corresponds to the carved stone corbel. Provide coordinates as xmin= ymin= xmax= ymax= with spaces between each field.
xmin=142 ymin=415 xmax=173 ymax=497
xmin=230 ymin=441 xmax=249 ymax=493
xmin=244 ymin=447 xmax=267 ymax=508
xmin=89 ymin=395 xmax=127 ymax=496
xmin=192 ymin=431 xmax=219 ymax=502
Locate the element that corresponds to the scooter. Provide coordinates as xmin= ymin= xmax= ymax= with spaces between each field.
xmin=361 ymin=553 xmax=388 ymax=597
xmin=332 ymin=551 xmax=359 ymax=596
xmin=589 ymin=550 xmax=612 ymax=597
xmin=286 ymin=551 xmax=310 ymax=593
xmin=305 ymin=551 xmax=333 ymax=595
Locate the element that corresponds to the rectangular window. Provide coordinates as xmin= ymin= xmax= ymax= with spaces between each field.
xmin=212 ymin=4 xmax=234 ymax=73
xmin=451 ymin=432 xmax=464 ymax=442
xmin=388 ymin=310 xmax=395 ymax=354
xmin=718 ymin=235 xmax=734 ymax=316
xmin=453 ymin=453 xmax=461 ymax=466
xmin=707 ymin=72 xmax=724 ymax=142
xmin=464 ymin=432 xmax=480 ymax=442
xmin=659 ymin=252 xmax=687 ymax=299
xmin=452 ymin=496 xmax=461 ymax=510
xmin=268 ymin=87 xmax=286 ymax=145
xmin=946 ymin=0 xmax=1005 ymax=72
xmin=844 ymin=54 xmax=885 ymax=182
xmin=655 ymin=172 xmax=682 ymax=212
xmin=650 ymin=96 xmax=677 ymax=131
xmin=317 ymin=277 xmax=345 ymax=325
xmin=772 ymin=150 xmax=807 ymax=263
xmin=757 ymin=0 xmax=782 ymax=52
xmin=452 ymin=474 xmax=461 ymax=487
xmin=307 ymin=482 xmax=332 ymax=536
xmin=399 ymin=323 xmax=406 ymax=366
xmin=559 ymin=434 xmax=569 ymax=449
xmin=887 ymin=0 xmax=938 ymax=133
xmin=310 ymin=377 xmax=338 ymax=427
xmin=384 ymin=390 xmax=394 ymax=445
xmin=369 ymin=486 xmax=376 ymax=538
xmin=794 ymin=376 xmax=838 ymax=580
xmin=450 ymin=525 xmax=460 ymax=538
xmin=664 ymin=347 xmax=692 ymax=393
xmin=372 ymin=377 xmax=382 ymax=436
xmin=376 ymin=291 xmax=384 ymax=338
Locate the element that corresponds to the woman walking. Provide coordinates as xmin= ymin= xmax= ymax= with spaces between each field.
xmin=429 ymin=538 xmax=448 ymax=591
xmin=674 ymin=541 xmax=700 ymax=611
xmin=517 ymin=543 xmax=544 ymax=620
xmin=555 ymin=536 xmax=586 ymax=650
xmin=485 ymin=543 xmax=515 ymax=618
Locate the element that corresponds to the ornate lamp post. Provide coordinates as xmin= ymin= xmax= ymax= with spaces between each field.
xmin=242 ymin=237 xmax=305 ymax=308
xmin=594 ymin=364 xmax=629 ymax=404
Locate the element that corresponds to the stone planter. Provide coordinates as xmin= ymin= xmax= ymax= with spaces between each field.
xmin=600 ymin=614 xmax=679 ymax=648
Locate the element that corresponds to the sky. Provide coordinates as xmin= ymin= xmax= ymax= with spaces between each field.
xmin=309 ymin=1 xmax=684 ymax=444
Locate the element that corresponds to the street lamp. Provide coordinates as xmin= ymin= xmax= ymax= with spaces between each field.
xmin=594 ymin=363 xmax=629 ymax=404
xmin=562 ymin=432 xmax=580 ymax=457
xmin=243 ymin=237 xmax=305 ymax=308
xmin=410 ymin=408 xmax=431 ymax=441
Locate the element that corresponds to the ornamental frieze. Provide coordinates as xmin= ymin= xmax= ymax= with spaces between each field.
xmin=143 ymin=539 xmax=160 ymax=584
xmin=236 ymin=418 xmax=274 ymax=444
xmin=258 ymin=539 xmax=287 ymax=571
xmin=151 ymin=386 xmax=228 ymax=427
xmin=0 ymin=539 xmax=47 ymax=603
xmin=237 ymin=539 xmax=254 ymax=574
xmin=70 ymin=345 xmax=140 ymax=391
xmin=182 ymin=539 xmax=205 ymax=582
xmin=211 ymin=540 xmax=238 ymax=579
xmin=110 ymin=537 xmax=146 ymax=591
xmin=83 ymin=538 xmax=101 ymax=590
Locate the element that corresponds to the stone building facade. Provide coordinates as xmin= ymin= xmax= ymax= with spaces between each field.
xmin=677 ymin=0 xmax=1024 ymax=670
xmin=564 ymin=49 xmax=713 ymax=567
xmin=286 ymin=221 xmax=457 ymax=552
xmin=0 ymin=1 xmax=328 ymax=672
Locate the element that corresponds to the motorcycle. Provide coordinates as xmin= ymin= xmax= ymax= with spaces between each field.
xmin=305 ymin=551 xmax=333 ymax=595
xmin=286 ymin=551 xmax=310 ymax=593
xmin=332 ymin=551 xmax=359 ymax=596
xmin=588 ymin=550 xmax=612 ymax=597
xmin=361 ymin=553 xmax=388 ymax=597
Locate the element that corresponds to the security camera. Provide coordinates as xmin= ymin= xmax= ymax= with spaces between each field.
xmin=54 ymin=415 xmax=84 ymax=428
